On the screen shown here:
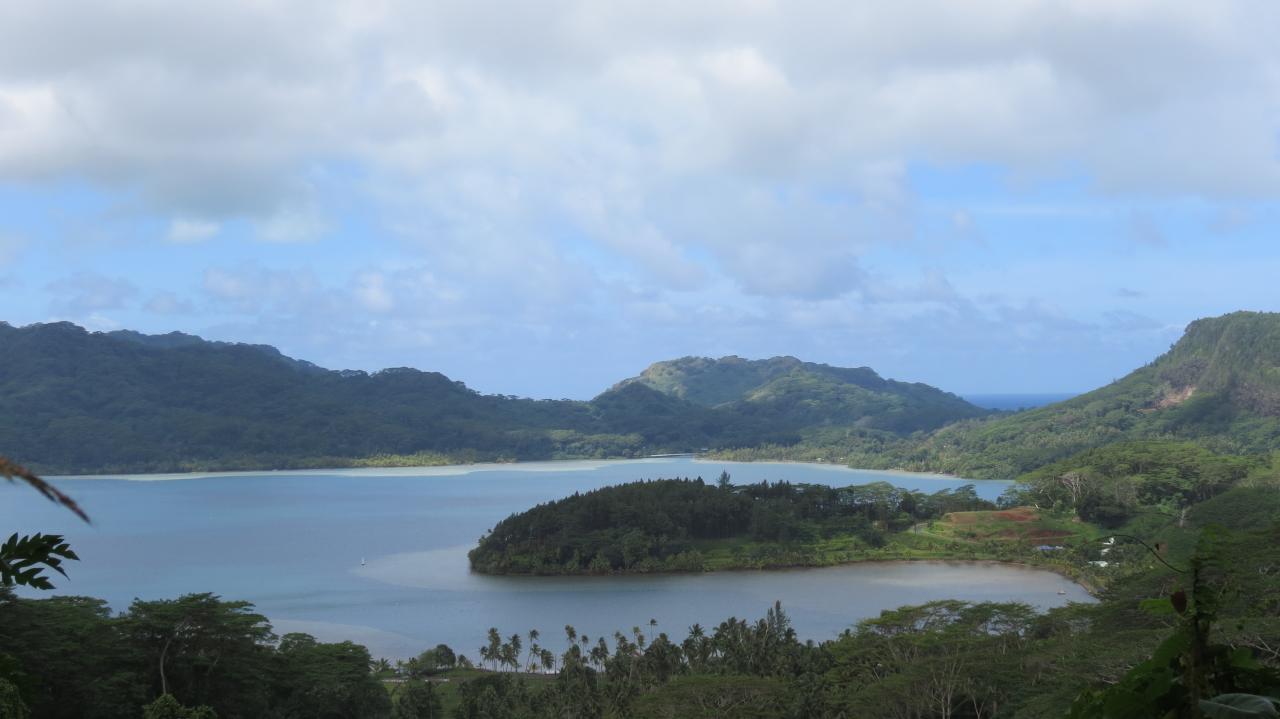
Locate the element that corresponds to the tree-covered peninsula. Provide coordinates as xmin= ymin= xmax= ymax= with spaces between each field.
xmin=468 ymin=475 xmax=1049 ymax=575
xmin=470 ymin=438 xmax=1267 ymax=581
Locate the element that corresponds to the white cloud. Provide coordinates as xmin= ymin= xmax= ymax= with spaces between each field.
xmin=166 ymin=218 xmax=220 ymax=244
xmin=255 ymin=205 xmax=328 ymax=243
xmin=0 ymin=0 xmax=1276 ymax=303
xmin=352 ymin=272 xmax=394 ymax=313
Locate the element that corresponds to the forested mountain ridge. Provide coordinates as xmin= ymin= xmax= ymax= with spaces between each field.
xmin=613 ymin=355 xmax=990 ymax=434
xmin=8 ymin=311 xmax=1276 ymax=478
xmin=831 ymin=311 xmax=1280 ymax=478
xmin=0 ymin=320 xmax=594 ymax=474
xmin=0 ymin=321 xmax=980 ymax=474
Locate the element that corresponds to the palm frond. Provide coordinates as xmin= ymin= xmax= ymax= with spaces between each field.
xmin=0 ymin=456 xmax=90 ymax=523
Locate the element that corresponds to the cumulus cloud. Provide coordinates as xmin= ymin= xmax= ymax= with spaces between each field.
xmin=166 ymin=218 xmax=220 ymax=244
xmin=1 ymin=0 xmax=1277 ymax=301
xmin=1 ymin=1 xmax=1274 ymax=398
xmin=255 ymin=205 xmax=328 ymax=243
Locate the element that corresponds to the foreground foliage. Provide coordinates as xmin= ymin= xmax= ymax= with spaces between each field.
xmin=0 ymin=591 xmax=390 ymax=719
xmin=3 ymin=508 xmax=1278 ymax=717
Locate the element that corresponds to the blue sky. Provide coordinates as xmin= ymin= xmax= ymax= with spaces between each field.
xmin=1 ymin=1 xmax=1278 ymax=398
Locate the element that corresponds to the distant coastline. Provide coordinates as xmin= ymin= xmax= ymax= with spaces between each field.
xmin=50 ymin=455 xmax=1006 ymax=484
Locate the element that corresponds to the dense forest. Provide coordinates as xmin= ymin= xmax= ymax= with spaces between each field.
xmin=468 ymin=475 xmax=994 ymax=575
xmin=0 ymin=322 xmax=988 ymax=475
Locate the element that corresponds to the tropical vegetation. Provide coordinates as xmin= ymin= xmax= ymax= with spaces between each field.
xmin=468 ymin=473 xmax=999 ymax=575
xmin=0 ymin=321 xmax=988 ymax=475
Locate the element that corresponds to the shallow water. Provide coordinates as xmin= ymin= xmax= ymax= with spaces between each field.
xmin=2 ymin=458 xmax=1089 ymax=659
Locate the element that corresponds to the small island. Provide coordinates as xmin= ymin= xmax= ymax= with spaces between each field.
xmin=467 ymin=472 xmax=1098 ymax=577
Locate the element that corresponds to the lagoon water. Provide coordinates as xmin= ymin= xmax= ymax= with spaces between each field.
xmin=2 ymin=458 xmax=1090 ymax=659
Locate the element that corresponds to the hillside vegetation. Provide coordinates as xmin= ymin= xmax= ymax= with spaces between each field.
xmin=0 ymin=322 xmax=988 ymax=475
xmin=5 ymin=311 xmax=1280 ymax=479
xmin=722 ymin=311 xmax=1280 ymax=478
xmin=909 ymin=312 xmax=1280 ymax=475
xmin=615 ymin=355 xmax=989 ymax=434
xmin=467 ymin=475 xmax=1104 ymax=576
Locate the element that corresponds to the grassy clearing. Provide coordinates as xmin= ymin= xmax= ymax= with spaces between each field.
xmin=678 ymin=506 xmax=1102 ymax=577
xmin=922 ymin=507 xmax=1101 ymax=544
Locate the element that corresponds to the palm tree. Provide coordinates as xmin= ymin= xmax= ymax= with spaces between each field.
xmin=590 ymin=637 xmax=609 ymax=669
xmin=484 ymin=627 xmax=502 ymax=671
xmin=508 ymin=634 xmax=522 ymax=672
xmin=526 ymin=629 xmax=541 ymax=672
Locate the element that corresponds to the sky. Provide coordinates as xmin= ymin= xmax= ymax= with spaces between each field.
xmin=1 ymin=1 xmax=1278 ymax=399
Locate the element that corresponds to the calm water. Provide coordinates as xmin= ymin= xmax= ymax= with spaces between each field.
xmin=963 ymin=393 xmax=1078 ymax=411
xmin=1 ymin=458 xmax=1090 ymax=659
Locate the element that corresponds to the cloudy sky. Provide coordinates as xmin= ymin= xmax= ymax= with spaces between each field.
xmin=1 ymin=1 xmax=1278 ymax=398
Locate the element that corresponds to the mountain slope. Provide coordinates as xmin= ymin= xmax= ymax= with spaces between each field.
xmin=0 ymin=322 xmax=598 ymax=473
xmin=0 ymin=322 xmax=972 ymax=474
xmin=615 ymin=356 xmax=989 ymax=434
xmin=868 ymin=311 xmax=1280 ymax=478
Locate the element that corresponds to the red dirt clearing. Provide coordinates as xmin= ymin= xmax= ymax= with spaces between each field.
xmin=945 ymin=507 xmax=1040 ymax=525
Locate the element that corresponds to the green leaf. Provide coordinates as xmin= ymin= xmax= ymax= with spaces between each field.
xmin=1149 ymin=631 xmax=1191 ymax=665
xmin=1228 ymin=647 xmax=1263 ymax=671
xmin=1199 ymin=694 xmax=1279 ymax=719
xmin=1139 ymin=598 xmax=1176 ymax=616
xmin=0 ymin=532 xmax=79 ymax=589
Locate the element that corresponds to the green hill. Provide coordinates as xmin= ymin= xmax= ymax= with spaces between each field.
xmin=0 ymin=322 xmax=976 ymax=474
xmin=856 ymin=311 xmax=1280 ymax=478
xmin=0 ymin=321 xmax=602 ymax=473
xmin=615 ymin=355 xmax=989 ymax=434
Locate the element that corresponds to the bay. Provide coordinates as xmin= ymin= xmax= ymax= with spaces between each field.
xmin=0 ymin=458 xmax=1090 ymax=659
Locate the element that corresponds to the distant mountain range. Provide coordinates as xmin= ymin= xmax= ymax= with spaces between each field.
xmin=0 ymin=321 xmax=988 ymax=474
xmin=3 ymin=311 xmax=1277 ymax=477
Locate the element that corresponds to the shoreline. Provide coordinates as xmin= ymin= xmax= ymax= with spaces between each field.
xmin=472 ymin=555 xmax=1099 ymax=597
xmin=709 ymin=456 xmax=991 ymax=482
xmin=49 ymin=454 xmax=1000 ymax=484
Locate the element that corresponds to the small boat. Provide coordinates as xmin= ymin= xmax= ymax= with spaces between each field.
xmin=1057 ymin=589 xmax=1066 ymax=595
xmin=361 ymin=557 xmax=367 ymax=567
